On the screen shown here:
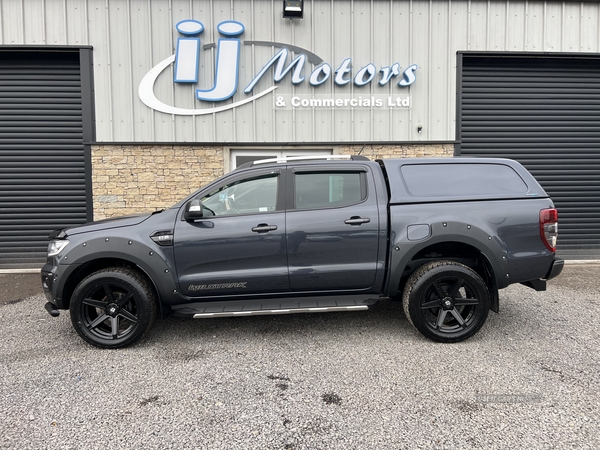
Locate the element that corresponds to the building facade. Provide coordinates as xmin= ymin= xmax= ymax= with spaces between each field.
xmin=1 ymin=0 xmax=599 ymax=267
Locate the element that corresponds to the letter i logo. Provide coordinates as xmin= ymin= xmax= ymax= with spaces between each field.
xmin=174 ymin=20 xmax=204 ymax=83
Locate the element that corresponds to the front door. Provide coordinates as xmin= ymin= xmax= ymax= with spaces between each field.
xmin=174 ymin=170 xmax=288 ymax=298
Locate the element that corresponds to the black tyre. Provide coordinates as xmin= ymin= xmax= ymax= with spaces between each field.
xmin=70 ymin=267 xmax=157 ymax=349
xmin=402 ymin=261 xmax=490 ymax=343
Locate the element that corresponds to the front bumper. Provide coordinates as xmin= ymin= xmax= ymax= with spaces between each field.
xmin=41 ymin=265 xmax=62 ymax=318
xmin=41 ymin=260 xmax=70 ymax=309
xmin=41 ymin=269 xmax=54 ymax=302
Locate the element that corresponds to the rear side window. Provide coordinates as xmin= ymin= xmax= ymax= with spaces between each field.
xmin=294 ymin=172 xmax=365 ymax=209
xmin=401 ymin=163 xmax=528 ymax=197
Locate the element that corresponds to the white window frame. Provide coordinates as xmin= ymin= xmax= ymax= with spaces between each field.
xmin=226 ymin=147 xmax=334 ymax=172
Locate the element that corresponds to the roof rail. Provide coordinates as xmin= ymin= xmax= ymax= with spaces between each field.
xmin=252 ymin=155 xmax=369 ymax=165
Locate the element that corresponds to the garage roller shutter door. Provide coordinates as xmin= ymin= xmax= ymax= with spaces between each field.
xmin=458 ymin=54 xmax=600 ymax=260
xmin=0 ymin=50 xmax=90 ymax=269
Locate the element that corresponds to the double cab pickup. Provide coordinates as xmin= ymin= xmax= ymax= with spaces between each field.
xmin=42 ymin=155 xmax=563 ymax=348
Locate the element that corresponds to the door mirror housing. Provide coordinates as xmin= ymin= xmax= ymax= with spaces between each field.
xmin=184 ymin=199 xmax=204 ymax=221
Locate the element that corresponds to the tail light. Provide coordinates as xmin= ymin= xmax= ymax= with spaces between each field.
xmin=540 ymin=208 xmax=558 ymax=252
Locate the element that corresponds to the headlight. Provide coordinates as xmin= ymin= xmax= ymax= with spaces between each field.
xmin=48 ymin=239 xmax=70 ymax=257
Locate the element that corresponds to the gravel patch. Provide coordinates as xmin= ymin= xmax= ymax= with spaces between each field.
xmin=0 ymin=266 xmax=598 ymax=449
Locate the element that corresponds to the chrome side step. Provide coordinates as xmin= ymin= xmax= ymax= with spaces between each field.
xmin=170 ymin=295 xmax=379 ymax=318
xmin=194 ymin=305 xmax=368 ymax=318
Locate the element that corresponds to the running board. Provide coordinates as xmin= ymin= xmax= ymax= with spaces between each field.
xmin=170 ymin=295 xmax=379 ymax=318
xmin=195 ymin=305 xmax=369 ymax=318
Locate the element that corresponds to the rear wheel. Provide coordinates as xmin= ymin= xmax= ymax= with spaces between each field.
xmin=402 ymin=261 xmax=490 ymax=343
xmin=70 ymin=267 xmax=156 ymax=349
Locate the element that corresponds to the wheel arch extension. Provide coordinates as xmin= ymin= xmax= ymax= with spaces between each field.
xmin=388 ymin=240 xmax=501 ymax=313
xmin=54 ymin=235 xmax=180 ymax=316
xmin=59 ymin=257 xmax=171 ymax=318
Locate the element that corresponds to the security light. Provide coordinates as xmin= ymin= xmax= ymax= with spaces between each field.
xmin=283 ymin=0 xmax=303 ymax=18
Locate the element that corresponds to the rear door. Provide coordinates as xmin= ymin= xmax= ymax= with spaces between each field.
xmin=285 ymin=165 xmax=381 ymax=292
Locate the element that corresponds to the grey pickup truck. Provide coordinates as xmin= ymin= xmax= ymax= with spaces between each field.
xmin=42 ymin=155 xmax=563 ymax=348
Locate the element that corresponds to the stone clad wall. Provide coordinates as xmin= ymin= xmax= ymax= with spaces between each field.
xmin=91 ymin=143 xmax=454 ymax=219
xmin=339 ymin=144 xmax=454 ymax=160
xmin=92 ymin=145 xmax=225 ymax=219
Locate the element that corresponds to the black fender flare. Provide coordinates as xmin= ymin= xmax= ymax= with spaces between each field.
xmin=55 ymin=236 xmax=180 ymax=309
xmin=385 ymin=220 xmax=508 ymax=307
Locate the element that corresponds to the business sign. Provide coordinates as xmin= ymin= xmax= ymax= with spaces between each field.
xmin=139 ymin=20 xmax=418 ymax=116
xmin=274 ymin=94 xmax=411 ymax=110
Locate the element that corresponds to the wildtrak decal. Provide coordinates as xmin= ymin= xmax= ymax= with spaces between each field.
xmin=188 ymin=282 xmax=248 ymax=291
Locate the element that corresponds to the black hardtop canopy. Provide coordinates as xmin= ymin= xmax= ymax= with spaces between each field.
xmin=378 ymin=157 xmax=548 ymax=204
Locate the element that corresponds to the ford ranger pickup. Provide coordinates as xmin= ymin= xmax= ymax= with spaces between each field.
xmin=42 ymin=155 xmax=563 ymax=348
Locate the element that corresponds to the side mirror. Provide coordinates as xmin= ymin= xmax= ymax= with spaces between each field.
xmin=184 ymin=199 xmax=204 ymax=221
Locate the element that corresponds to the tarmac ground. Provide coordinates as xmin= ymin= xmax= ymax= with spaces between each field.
xmin=0 ymin=272 xmax=42 ymax=305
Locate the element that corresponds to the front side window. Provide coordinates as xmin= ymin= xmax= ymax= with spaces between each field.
xmin=294 ymin=172 xmax=365 ymax=209
xmin=201 ymin=174 xmax=278 ymax=217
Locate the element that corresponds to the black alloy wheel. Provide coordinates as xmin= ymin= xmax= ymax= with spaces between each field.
xmin=70 ymin=267 xmax=156 ymax=349
xmin=402 ymin=260 xmax=490 ymax=343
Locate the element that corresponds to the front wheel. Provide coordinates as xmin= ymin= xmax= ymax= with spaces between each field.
xmin=402 ymin=261 xmax=490 ymax=343
xmin=70 ymin=267 xmax=156 ymax=349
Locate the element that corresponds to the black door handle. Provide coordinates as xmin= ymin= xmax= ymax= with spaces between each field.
xmin=344 ymin=216 xmax=371 ymax=225
xmin=252 ymin=224 xmax=278 ymax=233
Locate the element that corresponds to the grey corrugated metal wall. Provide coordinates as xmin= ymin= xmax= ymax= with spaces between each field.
xmin=457 ymin=53 xmax=600 ymax=259
xmin=6 ymin=0 xmax=599 ymax=144
xmin=0 ymin=49 xmax=91 ymax=269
